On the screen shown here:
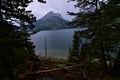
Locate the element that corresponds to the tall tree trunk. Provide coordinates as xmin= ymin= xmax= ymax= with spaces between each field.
xmin=95 ymin=0 xmax=100 ymax=11
xmin=0 ymin=0 xmax=3 ymax=23
xmin=101 ymin=48 xmax=107 ymax=74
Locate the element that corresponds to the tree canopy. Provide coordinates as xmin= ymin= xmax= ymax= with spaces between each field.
xmin=68 ymin=0 xmax=120 ymax=76
xmin=0 ymin=0 xmax=46 ymax=80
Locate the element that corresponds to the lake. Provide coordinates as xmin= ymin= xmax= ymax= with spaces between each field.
xmin=30 ymin=28 xmax=87 ymax=58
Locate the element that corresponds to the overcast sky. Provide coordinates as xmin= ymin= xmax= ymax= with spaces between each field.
xmin=27 ymin=0 xmax=78 ymax=20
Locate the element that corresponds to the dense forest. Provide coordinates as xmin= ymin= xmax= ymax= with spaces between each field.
xmin=68 ymin=0 xmax=120 ymax=79
xmin=0 ymin=0 xmax=45 ymax=80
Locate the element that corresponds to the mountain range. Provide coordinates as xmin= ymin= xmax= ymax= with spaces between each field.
xmin=32 ymin=11 xmax=72 ymax=32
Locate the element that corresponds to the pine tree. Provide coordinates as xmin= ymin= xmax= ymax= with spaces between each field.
xmin=68 ymin=0 xmax=120 ymax=74
xmin=68 ymin=31 xmax=81 ymax=63
xmin=0 ymin=0 xmax=46 ymax=79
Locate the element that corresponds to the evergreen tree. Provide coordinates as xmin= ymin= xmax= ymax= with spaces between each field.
xmin=0 ymin=0 xmax=46 ymax=80
xmin=68 ymin=31 xmax=81 ymax=63
xmin=68 ymin=0 xmax=120 ymax=74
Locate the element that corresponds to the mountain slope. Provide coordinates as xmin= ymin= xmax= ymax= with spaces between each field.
xmin=33 ymin=11 xmax=72 ymax=32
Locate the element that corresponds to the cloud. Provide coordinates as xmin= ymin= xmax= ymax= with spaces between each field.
xmin=27 ymin=0 xmax=78 ymax=20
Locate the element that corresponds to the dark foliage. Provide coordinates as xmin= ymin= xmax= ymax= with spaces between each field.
xmin=68 ymin=0 xmax=120 ymax=77
xmin=68 ymin=31 xmax=81 ymax=63
xmin=0 ymin=0 xmax=45 ymax=80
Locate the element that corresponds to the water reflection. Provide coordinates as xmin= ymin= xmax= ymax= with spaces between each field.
xmin=30 ymin=28 xmax=87 ymax=58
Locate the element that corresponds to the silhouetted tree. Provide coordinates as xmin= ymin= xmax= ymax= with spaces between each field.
xmin=68 ymin=0 xmax=120 ymax=74
xmin=0 ymin=0 xmax=46 ymax=80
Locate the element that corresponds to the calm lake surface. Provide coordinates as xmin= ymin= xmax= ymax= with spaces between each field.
xmin=30 ymin=28 xmax=87 ymax=58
